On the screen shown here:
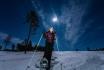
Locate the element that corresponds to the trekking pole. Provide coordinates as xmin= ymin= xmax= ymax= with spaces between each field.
xmin=55 ymin=36 xmax=60 ymax=52
xmin=25 ymin=34 xmax=43 ymax=70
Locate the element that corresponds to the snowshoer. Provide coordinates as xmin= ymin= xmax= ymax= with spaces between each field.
xmin=43 ymin=27 xmax=56 ymax=70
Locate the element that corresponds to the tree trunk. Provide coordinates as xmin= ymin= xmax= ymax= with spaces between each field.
xmin=25 ymin=23 xmax=32 ymax=54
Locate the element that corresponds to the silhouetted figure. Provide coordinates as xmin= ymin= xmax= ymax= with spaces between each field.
xmin=12 ymin=44 xmax=15 ymax=51
xmin=43 ymin=27 xmax=55 ymax=70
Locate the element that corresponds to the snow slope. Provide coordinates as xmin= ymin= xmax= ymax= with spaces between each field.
xmin=0 ymin=51 xmax=104 ymax=70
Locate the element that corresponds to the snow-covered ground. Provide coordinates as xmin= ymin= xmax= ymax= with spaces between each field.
xmin=0 ymin=51 xmax=104 ymax=70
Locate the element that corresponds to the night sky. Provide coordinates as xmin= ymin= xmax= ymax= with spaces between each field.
xmin=0 ymin=0 xmax=104 ymax=51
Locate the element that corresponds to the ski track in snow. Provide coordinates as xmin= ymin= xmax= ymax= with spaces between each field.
xmin=0 ymin=51 xmax=104 ymax=70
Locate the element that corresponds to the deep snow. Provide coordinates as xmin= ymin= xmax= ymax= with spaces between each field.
xmin=0 ymin=51 xmax=104 ymax=70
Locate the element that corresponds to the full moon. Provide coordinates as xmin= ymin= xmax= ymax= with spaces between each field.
xmin=52 ymin=16 xmax=58 ymax=23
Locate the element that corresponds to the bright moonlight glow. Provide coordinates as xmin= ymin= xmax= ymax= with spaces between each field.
xmin=52 ymin=16 xmax=58 ymax=22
